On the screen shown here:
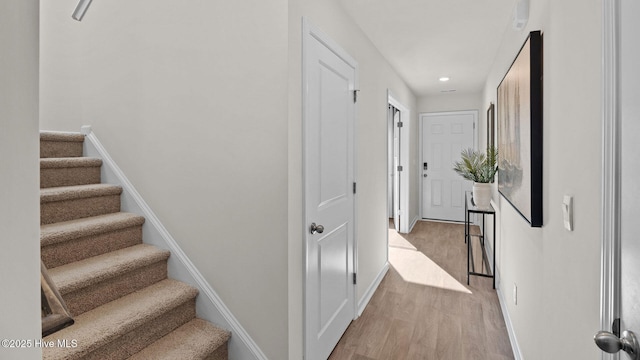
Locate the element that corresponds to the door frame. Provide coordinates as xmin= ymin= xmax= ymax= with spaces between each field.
xmin=388 ymin=91 xmax=410 ymax=233
xmin=301 ymin=17 xmax=359 ymax=359
xmin=600 ymin=1 xmax=620 ymax=359
xmin=418 ymin=110 xmax=478 ymax=220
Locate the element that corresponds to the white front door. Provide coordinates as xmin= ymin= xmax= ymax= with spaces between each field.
xmin=303 ymin=20 xmax=356 ymax=360
xmin=420 ymin=111 xmax=476 ymax=222
xmin=597 ymin=1 xmax=640 ymax=358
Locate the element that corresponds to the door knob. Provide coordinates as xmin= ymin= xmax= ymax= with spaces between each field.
xmin=310 ymin=223 xmax=324 ymax=235
xmin=595 ymin=330 xmax=640 ymax=359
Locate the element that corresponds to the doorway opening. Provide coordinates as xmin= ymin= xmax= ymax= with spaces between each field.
xmin=387 ymin=91 xmax=410 ymax=234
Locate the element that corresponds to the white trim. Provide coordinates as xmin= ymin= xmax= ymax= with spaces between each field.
xmin=600 ymin=1 xmax=620 ymax=359
xmin=303 ymin=18 xmax=358 ymax=71
xmin=357 ymin=262 xmax=389 ymax=316
xmin=80 ymin=126 xmax=268 ymax=360
xmin=41 ymin=130 xmax=82 ymax=135
xmin=387 ymin=90 xmax=411 ymax=234
xmin=496 ymin=286 xmax=523 ymax=360
xmin=408 ymin=215 xmax=420 ymax=233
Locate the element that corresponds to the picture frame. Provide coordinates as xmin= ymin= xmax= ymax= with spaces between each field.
xmin=497 ymin=30 xmax=543 ymax=227
xmin=487 ymin=102 xmax=495 ymax=149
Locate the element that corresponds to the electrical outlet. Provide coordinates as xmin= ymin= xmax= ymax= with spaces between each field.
xmin=513 ymin=283 xmax=518 ymax=305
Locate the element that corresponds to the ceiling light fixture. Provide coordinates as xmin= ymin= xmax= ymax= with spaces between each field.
xmin=439 ymin=77 xmax=450 ymax=82
xmin=72 ymin=0 xmax=94 ymax=21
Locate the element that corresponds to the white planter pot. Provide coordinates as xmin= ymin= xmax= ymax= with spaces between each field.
xmin=473 ymin=183 xmax=492 ymax=209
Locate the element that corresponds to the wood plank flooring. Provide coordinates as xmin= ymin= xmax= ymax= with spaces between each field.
xmin=328 ymin=220 xmax=514 ymax=360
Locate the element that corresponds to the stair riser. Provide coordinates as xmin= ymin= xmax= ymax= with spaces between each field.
xmin=41 ymin=167 xmax=101 ymax=188
xmin=63 ymin=261 xmax=168 ymax=316
xmin=41 ymin=196 xmax=121 ymax=225
xmin=41 ymin=141 xmax=84 ymax=158
xmin=83 ymin=300 xmax=196 ymax=360
xmin=42 ymin=226 xmax=143 ymax=268
xmin=206 ymin=344 xmax=229 ymax=360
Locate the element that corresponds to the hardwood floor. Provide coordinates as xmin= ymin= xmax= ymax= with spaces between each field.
xmin=329 ymin=220 xmax=514 ymax=360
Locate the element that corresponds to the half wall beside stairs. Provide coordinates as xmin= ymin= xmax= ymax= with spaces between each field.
xmin=39 ymin=130 xmax=252 ymax=359
xmin=78 ymin=126 xmax=268 ymax=359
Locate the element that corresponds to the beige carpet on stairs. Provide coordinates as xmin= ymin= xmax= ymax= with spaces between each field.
xmin=40 ymin=131 xmax=230 ymax=360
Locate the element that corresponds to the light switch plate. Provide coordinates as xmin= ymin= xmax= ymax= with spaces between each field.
xmin=563 ymin=195 xmax=573 ymax=231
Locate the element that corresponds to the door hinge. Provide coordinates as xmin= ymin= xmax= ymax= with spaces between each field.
xmin=397 ymin=165 xmax=403 ymax=171
xmin=353 ymin=273 xmax=357 ymax=285
xmin=397 ymin=121 xmax=403 ymax=128
xmin=473 ymin=122 xmax=476 ymax=129
xmin=353 ymin=182 xmax=357 ymax=194
xmin=353 ymin=90 xmax=360 ymax=103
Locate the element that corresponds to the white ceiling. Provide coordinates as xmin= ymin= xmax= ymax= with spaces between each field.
xmin=338 ymin=0 xmax=517 ymax=97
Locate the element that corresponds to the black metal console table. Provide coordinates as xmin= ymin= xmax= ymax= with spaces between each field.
xmin=465 ymin=191 xmax=496 ymax=289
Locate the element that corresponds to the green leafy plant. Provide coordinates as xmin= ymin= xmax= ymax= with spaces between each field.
xmin=453 ymin=147 xmax=498 ymax=183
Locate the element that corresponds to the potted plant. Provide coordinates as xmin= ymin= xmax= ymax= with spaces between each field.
xmin=453 ymin=147 xmax=498 ymax=208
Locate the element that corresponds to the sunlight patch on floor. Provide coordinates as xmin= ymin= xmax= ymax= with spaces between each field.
xmin=389 ymin=245 xmax=472 ymax=294
xmin=388 ymin=229 xmax=417 ymax=250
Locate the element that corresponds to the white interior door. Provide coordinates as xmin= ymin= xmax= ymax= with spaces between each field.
xmin=388 ymin=106 xmax=394 ymax=218
xmin=620 ymin=0 xmax=640 ymax=344
xmin=618 ymin=0 xmax=640 ymax=356
xmin=303 ymin=20 xmax=356 ymax=360
xmin=597 ymin=1 xmax=640 ymax=358
xmin=392 ymin=108 xmax=401 ymax=232
xmin=421 ymin=111 xmax=476 ymax=222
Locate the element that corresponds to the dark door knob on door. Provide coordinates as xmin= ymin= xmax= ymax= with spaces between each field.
xmin=310 ymin=223 xmax=324 ymax=235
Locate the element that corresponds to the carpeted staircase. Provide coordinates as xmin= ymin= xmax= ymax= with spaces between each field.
xmin=40 ymin=131 xmax=230 ymax=360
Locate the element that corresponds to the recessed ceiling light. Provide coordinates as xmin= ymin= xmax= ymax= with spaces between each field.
xmin=439 ymin=77 xmax=450 ymax=82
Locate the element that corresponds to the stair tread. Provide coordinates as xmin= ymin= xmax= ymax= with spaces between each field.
xmin=129 ymin=319 xmax=230 ymax=360
xmin=40 ymin=131 xmax=85 ymax=142
xmin=49 ymin=244 xmax=170 ymax=294
xmin=43 ymin=279 xmax=198 ymax=360
xmin=41 ymin=212 xmax=145 ymax=246
xmin=41 ymin=157 xmax=102 ymax=169
xmin=41 ymin=184 xmax=122 ymax=203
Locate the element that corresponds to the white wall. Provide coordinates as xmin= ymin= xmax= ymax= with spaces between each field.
xmin=417 ymin=92 xmax=483 ymax=115
xmin=0 ymin=1 xmax=42 ymax=359
xmin=288 ymin=0 xmax=417 ymax=358
xmin=40 ymin=1 xmax=289 ymax=358
xmin=480 ymin=0 xmax=602 ymax=358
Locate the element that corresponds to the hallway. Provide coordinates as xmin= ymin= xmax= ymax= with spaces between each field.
xmin=329 ymin=221 xmax=514 ymax=360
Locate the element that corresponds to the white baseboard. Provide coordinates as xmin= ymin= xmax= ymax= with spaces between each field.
xmin=496 ymin=284 xmax=524 ymax=360
xmin=409 ymin=216 xmax=419 ymax=233
xmin=357 ymin=262 xmax=389 ymax=316
xmin=81 ymin=126 xmax=267 ymax=360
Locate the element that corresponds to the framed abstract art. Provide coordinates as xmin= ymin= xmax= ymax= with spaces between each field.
xmin=497 ymin=30 xmax=543 ymax=227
